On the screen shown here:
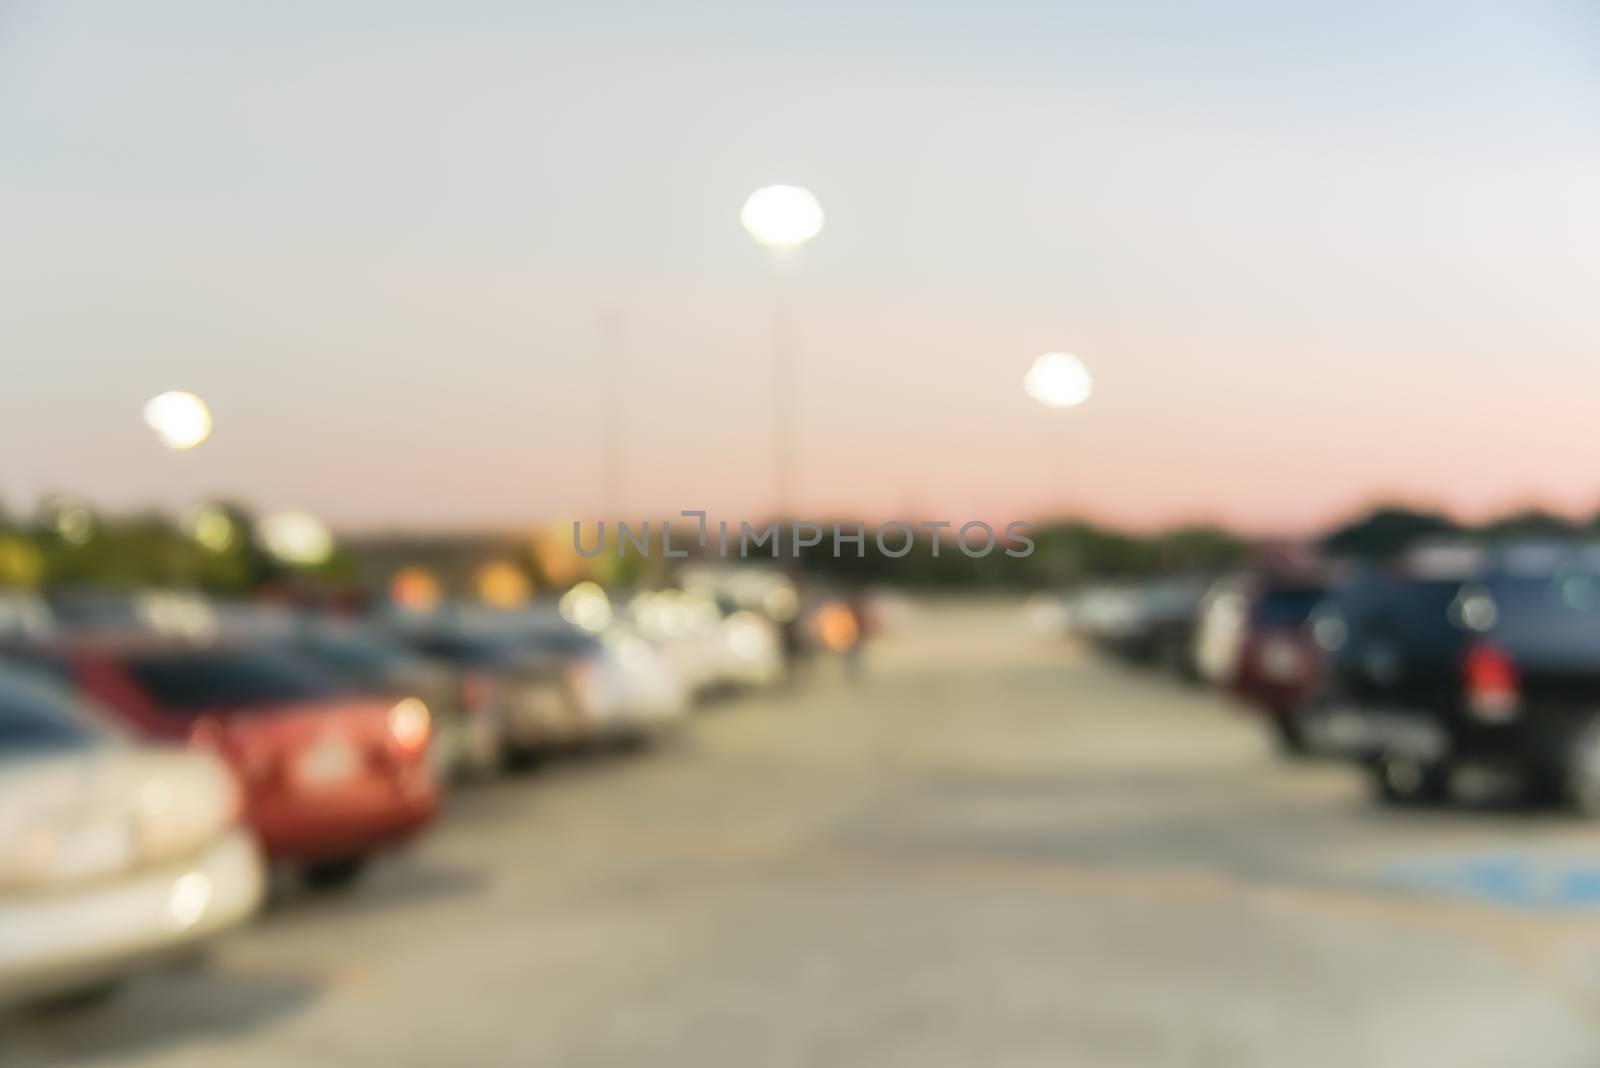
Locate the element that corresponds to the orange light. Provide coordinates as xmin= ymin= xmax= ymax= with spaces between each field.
xmin=814 ymin=603 xmax=860 ymax=653
xmin=532 ymin=522 xmax=588 ymax=587
xmin=391 ymin=566 xmax=442 ymax=612
xmin=476 ymin=561 xmax=531 ymax=608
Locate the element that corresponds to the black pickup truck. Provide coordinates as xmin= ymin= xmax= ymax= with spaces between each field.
xmin=1309 ymin=543 xmax=1600 ymax=813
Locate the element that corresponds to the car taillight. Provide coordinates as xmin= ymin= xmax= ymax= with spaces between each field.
xmin=388 ymin=697 xmax=431 ymax=752
xmin=1464 ymin=642 xmax=1521 ymax=722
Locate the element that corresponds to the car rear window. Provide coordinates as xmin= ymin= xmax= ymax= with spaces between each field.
xmin=0 ymin=672 xmax=104 ymax=752
xmin=1254 ymin=586 xmax=1327 ymax=628
xmin=293 ymin=629 xmax=422 ymax=683
xmin=1490 ymin=570 xmax=1600 ymax=618
xmin=1331 ymin=577 xmax=1465 ymax=665
xmin=1485 ymin=560 xmax=1600 ymax=663
xmin=122 ymin=648 xmax=339 ymax=712
xmin=518 ymin=628 xmax=600 ymax=655
xmin=403 ymin=630 xmax=518 ymax=668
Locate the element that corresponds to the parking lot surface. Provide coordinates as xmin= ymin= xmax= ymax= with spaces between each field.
xmin=10 ymin=598 xmax=1600 ymax=1067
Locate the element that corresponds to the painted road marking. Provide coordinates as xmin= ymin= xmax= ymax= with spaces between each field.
xmin=1380 ymin=852 xmax=1600 ymax=911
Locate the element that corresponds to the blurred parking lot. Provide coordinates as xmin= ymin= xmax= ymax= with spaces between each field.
xmin=11 ymin=597 xmax=1600 ymax=1068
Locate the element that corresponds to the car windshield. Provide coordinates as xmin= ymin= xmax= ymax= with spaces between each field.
xmin=0 ymin=671 xmax=106 ymax=752
xmin=122 ymin=648 xmax=340 ymax=712
xmin=294 ymin=628 xmax=423 ymax=683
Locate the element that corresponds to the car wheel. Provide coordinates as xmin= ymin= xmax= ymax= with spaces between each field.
xmin=1372 ymin=754 xmax=1450 ymax=806
xmin=501 ymin=745 xmax=544 ymax=773
xmin=463 ymin=724 xmax=505 ymax=782
xmin=1565 ymin=717 xmax=1600 ymax=817
xmin=302 ymin=856 xmax=370 ymax=891
xmin=1271 ymin=714 xmax=1309 ymax=757
xmin=31 ymin=979 xmax=125 ymax=1013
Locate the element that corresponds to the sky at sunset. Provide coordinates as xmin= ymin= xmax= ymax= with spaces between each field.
xmin=3 ymin=2 xmax=1597 ymax=535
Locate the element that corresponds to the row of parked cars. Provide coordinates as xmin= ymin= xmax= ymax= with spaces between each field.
xmin=0 ymin=569 xmax=802 ymax=1011
xmin=1055 ymin=540 xmax=1600 ymax=816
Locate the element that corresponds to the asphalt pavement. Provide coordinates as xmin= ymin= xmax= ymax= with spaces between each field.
xmin=10 ymin=597 xmax=1600 ymax=1067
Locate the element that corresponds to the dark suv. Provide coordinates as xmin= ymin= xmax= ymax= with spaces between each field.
xmin=1310 ymin=543 xmax=1600 ymax=812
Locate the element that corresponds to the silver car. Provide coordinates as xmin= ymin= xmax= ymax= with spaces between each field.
xmin=0 ymin=671 xmax=264 ymax=1009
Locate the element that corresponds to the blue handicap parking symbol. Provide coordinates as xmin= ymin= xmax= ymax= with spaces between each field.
xmin=1380 ymin=852 xmax=1600 ymax=911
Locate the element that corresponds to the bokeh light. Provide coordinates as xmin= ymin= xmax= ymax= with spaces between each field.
xmin=740 ymin=185 xmax=825 ymax=248
xmin=391 ymin=566 xmax=442 ymax=611
xmin=257 ymin=511 xmax=334 ymax=567
xmin=1023 ymin=353 xmax=1093 ymax=409
xmin=187 ymin=506 xmax=238 ymax=554
xmin=559 ymin=581 xmax=614 ymax=634
xmin=142 ymin=391 xmax=214 ymax=450
xmin=476 ymin=561 xmax=531 ymax=608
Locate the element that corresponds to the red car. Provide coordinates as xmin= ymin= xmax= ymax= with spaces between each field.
xmin=1230 ymin=577 xmax=1331 ymax=754
xmin=0 ymin=637 xmax=438 ymax=887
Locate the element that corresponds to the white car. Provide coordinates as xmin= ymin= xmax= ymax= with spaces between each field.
xmin=0 ymin=672 xmax=264 ymax=1009
xmin=629 ymin=590 xmax=784 ymax=694
xmin=713 ymin=610 xmax=784 ymax=689
xmin=0 ymin=593 xmax=53 ymax=641
xmin=1190 ymin=574 xmax=1250 ymax=686
xmin=592 ymin=627 xmax=691 ymax=732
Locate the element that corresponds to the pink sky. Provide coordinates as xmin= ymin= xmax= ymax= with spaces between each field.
xmin=2 ymin=3 xmax=1596 ymax=536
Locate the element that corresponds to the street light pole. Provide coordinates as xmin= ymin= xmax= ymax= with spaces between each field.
xmin=741 ymin=185 xmax=824 ymax=523
xmin=770 ymin=276 xmax=794 ymax=519
xmin=1023 ymin=351 xmax=1094 ymax=580
xmin=597 ymin=309 xmax=625 ymax=517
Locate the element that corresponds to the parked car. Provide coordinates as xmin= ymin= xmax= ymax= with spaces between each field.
xmin=277 ymin=621 xmax=501 ymax=784
xmin=1309 ymin=542 xmax=1600 ymax=813
xmin=486 ymin=610 xmax=690 ymax=741
xmin=1189 ymin=574 xmax=1249 ymax=686
xmin=0 ymin=669 xmax=263 ymax=1008
xmin=389 ymin=619 xmax=581 ymax=767
xmin=625 ymin=589 xmax=729 ymax=696
xmin=1230 ymin=573 xmax=1333 ymax=753
xmin=591 ymin=625 xmax=691 ymax=734
xmin=1074 ymin=577 xmax=1210 ymax=677
xmin=0 ymin=638 xmax=438 ymax=887
xmin=1066 ymin=584 xmax=1144 ymax=647
xmin=48 ymin=588 xmax=218 ymax=640
xmin=1133 ymin=577 xmax=1211 ymax=678
xmin=0 ymin=592 xmax=54 ymax=641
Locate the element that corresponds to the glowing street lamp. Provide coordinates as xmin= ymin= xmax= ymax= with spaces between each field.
xmin=1024 ymin=352 xmax=1093 ymax=410
xmin=143 ymin=391 xmax=213 ymax=450
xmin=742 ymin=185 xmax=824 ymax=519
xmin=1025 ymin=352 xmax=1092 ymax=577
xmin=740 ymin=185 xmax=824 ymax=248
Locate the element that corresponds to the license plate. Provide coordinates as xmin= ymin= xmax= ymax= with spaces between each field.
xmin=1306 ymin=706 xmax=1448 ymax=760
xmin=298 ymin=736 xmax=359 ymax=786
xmin=1259 ymin=638 xmax=1304 ymax=681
